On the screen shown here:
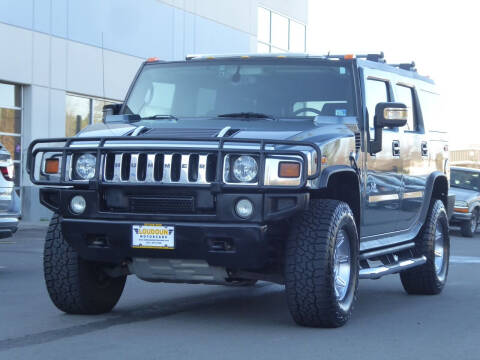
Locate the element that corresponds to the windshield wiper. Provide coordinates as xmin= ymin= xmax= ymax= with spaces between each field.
xmin=216 ymin=112 xmax=276 ymax=121
xmin=141 ymin=114 xmax=178 ymax=121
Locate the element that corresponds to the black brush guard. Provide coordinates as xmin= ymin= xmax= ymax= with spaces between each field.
xmin=27 ymin=136 xmax=321 ymax=190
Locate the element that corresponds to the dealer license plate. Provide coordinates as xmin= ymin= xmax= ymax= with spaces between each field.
xmin=132 ymin=223 xmax=175 ymax=250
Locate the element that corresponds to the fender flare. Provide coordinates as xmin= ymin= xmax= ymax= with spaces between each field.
xmin=419 ymin=171 xmax=448 ymax=224
xmin=318 ymin=165 xmax=359 ymax=189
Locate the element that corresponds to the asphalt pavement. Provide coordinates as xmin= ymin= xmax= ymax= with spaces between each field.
xmin=1 ymin=226 xmax=480 ymax=360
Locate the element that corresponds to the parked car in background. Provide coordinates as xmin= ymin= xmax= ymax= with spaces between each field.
xmin=0 ymin=144 xmax=19 ymax=238
xmin=450 ymin=167 xmax=480 ymax=237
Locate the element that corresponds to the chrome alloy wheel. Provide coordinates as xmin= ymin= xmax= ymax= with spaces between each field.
xmin=434 ymin=222 xmax=445 ymax=275
xmin=333 ymin=229 xmax=351 ymax=301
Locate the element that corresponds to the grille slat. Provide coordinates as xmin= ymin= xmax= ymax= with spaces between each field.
xmin=145 ymin=154 xmax=156 ymax=182
xmin=129 ymin=154 xmax=139 ymax=182
xmin=103 ymin=152 xmax=216 ymax=185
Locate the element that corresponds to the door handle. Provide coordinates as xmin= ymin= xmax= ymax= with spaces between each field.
xmin=421 ymin=141 xmax=428 ymax=157
xmin=392 ymin=140 xmax=400 ymax=157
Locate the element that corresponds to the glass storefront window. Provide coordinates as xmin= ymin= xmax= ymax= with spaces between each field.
xmin=0 ymin=83 xmax=21 ymax=108
xmin=257 ymin=42 xmax=270 ymax=53
xmin=0 ymin=81 xmax=22 ymax=194
xmin=65 ymin=95 xmax=90 ymax=137
xmin=0 ymin=135 xmax=21 ymax=162
xmin=257 ymin=7 xmax=306 ymax=54
xmin=257 ymin=7 xmax=270 ymax=43
xmin=271 ymin=12 xmax=289 ymax=50
xmin=0 ymin=108 xmax=21 ymax=134
xmin=289 ymin=20 xmax=306 ymax=53
xmin=66 ymin=94 xmax=119 ymax=136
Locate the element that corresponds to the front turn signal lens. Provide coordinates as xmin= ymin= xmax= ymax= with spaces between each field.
xmin=45 ymin=158 xmax=60 ymax=174
xmin=278 ymin=162 xmax=300 ymax=178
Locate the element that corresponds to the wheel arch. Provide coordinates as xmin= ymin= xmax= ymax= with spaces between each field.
xmin=427 ymin=172 xmax=449 ymax=209
xmin=313 ymin=166 xmax=361 ymax=235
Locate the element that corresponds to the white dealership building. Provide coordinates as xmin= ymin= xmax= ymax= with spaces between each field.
xmin=0 ymin=0 xmax=308 ymax=222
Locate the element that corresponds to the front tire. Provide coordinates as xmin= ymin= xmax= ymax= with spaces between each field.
xmin=400 ymin=199 xmax=449 ymax=294
xmin=285 ymin=199 xmax=359 ymax=328
xmin=460 ymin=209 xmax=478 ymax=237
xmin=44 ymin=214 xmax=126 ymax=314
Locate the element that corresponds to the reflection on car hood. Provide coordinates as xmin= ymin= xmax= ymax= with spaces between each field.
xmin=449 ymin=186 xmax=480 ymax=202
xmin=74 ymin=117 xmax=358 ymax=147
xmin=77 ymin=123 xmax=136 ymax=137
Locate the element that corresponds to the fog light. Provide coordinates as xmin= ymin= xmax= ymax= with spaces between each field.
xmin=70 ymin=195 xmax=86 ymax=214
xmin=235 ymin=199 xmax=253 ymax=219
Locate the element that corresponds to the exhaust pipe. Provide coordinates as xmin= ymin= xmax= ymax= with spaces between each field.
xmin=359 ymin=256 xmax=427 ymax=279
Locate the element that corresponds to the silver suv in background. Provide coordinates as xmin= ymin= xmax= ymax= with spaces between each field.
xmin=0 ymin=144 xmax=19 ymax=238
xmin=450 ymin=167 xmax=480 ymax=237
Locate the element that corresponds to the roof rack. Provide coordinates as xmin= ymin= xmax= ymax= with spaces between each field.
xmin=389 ymin=61 xmax=417 ymax=72
xmin=324 ymin=52 xmax=386 ymax=63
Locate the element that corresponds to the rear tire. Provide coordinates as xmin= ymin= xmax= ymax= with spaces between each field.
xmin=44 ymin=214 xmax=126 ymax=314
xmin=285 ymin=199 xmax=359 ymax=328
xmin=400 ymin=199 xmax=449 ymax=294
xmin=460 ymin=209 xmax=478 ymax=237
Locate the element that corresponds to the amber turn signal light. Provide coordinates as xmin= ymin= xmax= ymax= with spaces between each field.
xmin=278 ymin=162 xmax=300 ymax=178
xmin=454 ymin=207 xmax=469 ymax=213
xmin=45 ymin=158 xmax=59 ymax=174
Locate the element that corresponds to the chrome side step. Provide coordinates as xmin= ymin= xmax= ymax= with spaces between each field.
xmin=359 ymin=242 xmax=415 ymax=260
xmin=359 ymin=256 xmax=427 ymax=279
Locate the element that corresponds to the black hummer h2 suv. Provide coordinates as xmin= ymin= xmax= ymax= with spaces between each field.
xmin=28 ymin=53 xmax=451 ymax=327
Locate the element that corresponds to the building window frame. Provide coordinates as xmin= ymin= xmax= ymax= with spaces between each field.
xmin=65 ymin=92 xmax=119 ymax=137
xmin=0 ymin=81 xmax=23 ymax=197
xmin=257 ymin=6 xmax=307 ymax=53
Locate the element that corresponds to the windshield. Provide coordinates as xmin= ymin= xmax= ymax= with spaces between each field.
xmin=124 ymin=60 xmax=356 ymax=120
xmin=451 ymin=169 xmax=480 ymax=191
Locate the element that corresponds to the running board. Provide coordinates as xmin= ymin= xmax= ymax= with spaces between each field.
xmin=359 ymin=256 xmax=427 ymax=279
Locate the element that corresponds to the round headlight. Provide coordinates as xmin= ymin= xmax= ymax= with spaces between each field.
xmin=75 ymin=153 xmax=96 ymax=180
xmin=235 ymin=199 xmax=253 ymax=218
xmin=70 ymin=195 xmax=86 ymax=214
xmin=233 ymin=156 xmax=258 ymax=183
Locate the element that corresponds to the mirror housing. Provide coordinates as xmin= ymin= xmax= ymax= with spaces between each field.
xmin=375 ymin=102 xmax=408 ymax=128
xmin=369 ymin=102 xmax=408 ymax=154
xmin=102 ymin=104 xmax=122 ymax=122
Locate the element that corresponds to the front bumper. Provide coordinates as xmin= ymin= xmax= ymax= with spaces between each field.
xmin=44 ymin=187 xmax=309 ymax=269
xmin=0 ymin=215 xmax=19 ymax=239
xmin=450 ymin=211 xmax=473 ymax=223
xmin=62 ymin=218 xmax=269 ymax=269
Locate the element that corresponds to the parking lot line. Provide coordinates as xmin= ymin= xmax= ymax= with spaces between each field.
xmin=450 ymin=256 xmax=480 ymax=264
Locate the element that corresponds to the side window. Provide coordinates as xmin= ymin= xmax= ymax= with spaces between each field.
xmin=419 ymin=90 xmax=444 ymax=132
xmin=395 ymin=84 xmax=416 ymax=131
xmin=365 ymin=79 xmax=389 ymax=138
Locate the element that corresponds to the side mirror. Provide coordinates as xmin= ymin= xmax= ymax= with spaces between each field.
xmin=102 ymin=104 xmax=122 ymax=122
xmin=369 ymin=102 xmax=408 ymax=154
xmin=374 ymin=102 xmax=408 ymax=128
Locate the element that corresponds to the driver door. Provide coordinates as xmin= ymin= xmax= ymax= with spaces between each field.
xmin=362 ymin=71 xmax=403 ymax=237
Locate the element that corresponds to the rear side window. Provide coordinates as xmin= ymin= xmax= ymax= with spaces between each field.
xmin=418 ymin=90 xmax=445 ymax=132
xmin=365 ymin=79 xmax=389 ymax=138
xmin=395 ymin=84 xmax=416 ymax=131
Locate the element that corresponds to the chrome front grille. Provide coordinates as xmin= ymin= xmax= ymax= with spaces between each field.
xmin=103 ymin=153 xmax=217 ymax=184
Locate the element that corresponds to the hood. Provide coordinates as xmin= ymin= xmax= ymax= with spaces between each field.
xmin=77 ymin=122 xmax=136 ymax=137
xmin=76 ymin=117 xmax=358 ymax=146
xmin=449 ymin=186 xmax=480 ymax=202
